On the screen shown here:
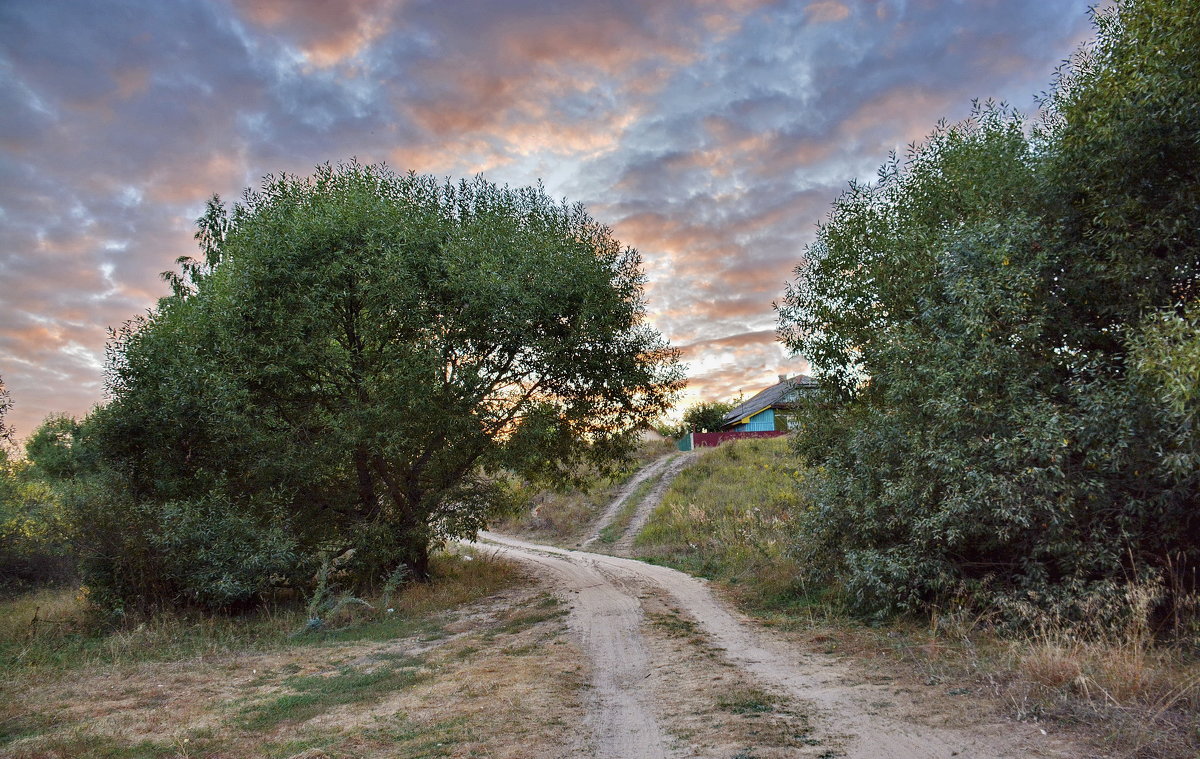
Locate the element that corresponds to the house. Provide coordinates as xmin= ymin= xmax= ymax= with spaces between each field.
xmin=677 ymin=374 xmax=818 ymax=450
xmin=719 ymin=373 xmax=817 ymax=432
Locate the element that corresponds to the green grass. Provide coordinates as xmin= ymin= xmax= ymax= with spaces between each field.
xmin=238 ymin=660 xmax=426 ymax=730
xmin=647 ymin=609 xmax=701 ymax=639
xmin=717 ymin=687 xmax=778 ymax=715
xmin=634 ymin=437 xmax=822 ymax=613
xmin=596 ymin=473 xmax=659 ymax=544
xmin=4 ymin=732 xmax=178 ymax=758
xmin=0 ymin=712 xmax=56 ymax=748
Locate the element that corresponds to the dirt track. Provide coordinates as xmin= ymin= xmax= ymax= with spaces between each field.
xmin=477 ymin=527 xmax=1091 ymax=758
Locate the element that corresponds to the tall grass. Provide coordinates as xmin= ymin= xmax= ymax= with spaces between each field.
xmin=0 ymin=548 xmax=524 ymax=676
xmin=498 ymin=439 xmax=676 ymax=544
xmin=635 ymin=437 xmax=818 ymax=611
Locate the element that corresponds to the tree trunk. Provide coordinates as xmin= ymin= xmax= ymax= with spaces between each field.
xmin=407 ymin=541 xmax=431 ymax=581
xmin=354 ymin=445 xmax=377 ymax=514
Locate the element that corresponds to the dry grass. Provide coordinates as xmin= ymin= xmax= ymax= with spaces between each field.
xmin=636 ymin=436 xmax=1200 ymax=759
xmin=497 ymin=440 xmax=676 ymax=546
xmin=0 ymin=548 xmax=526 ymax=680
xmin=0 ymin=548 xmax=556 ymax=757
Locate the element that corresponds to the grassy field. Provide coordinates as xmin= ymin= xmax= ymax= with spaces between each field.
xmin=0 ymin=549 xmax=588 ymax=758
xmin=635 ymin=437 xmax=1200 ymax=759
xmin=634 ymin=437 xmax=812 ymax=612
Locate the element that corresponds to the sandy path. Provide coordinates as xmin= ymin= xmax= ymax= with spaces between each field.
xmin=478 ymin=530 xmax=1086 ymax=759
xmin=476 ymin=535 xmax=681 ymax=759
xmin=611 ymin=451 xmax=695 ymax=555
xmin=580 ymin=453 xmax=675 ymax=549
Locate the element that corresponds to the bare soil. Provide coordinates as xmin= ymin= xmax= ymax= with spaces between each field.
xmin=477 ymin=530 xmax=1104 ymax=759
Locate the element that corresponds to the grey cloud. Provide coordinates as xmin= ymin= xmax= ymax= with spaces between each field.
xmin=0 ymin=0 xmax=1093 ymax=433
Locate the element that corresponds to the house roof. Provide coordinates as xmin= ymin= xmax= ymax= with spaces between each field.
xmin=721 ymin=374 xmax=817 ymax=428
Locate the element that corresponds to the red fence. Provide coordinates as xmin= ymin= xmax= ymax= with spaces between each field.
xmin=686 ymin=430 xmax=786 ymax=449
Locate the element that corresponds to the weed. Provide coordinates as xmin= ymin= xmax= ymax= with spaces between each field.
xmin=717 ymin=687 xmax=777 ymax=715
xmin=648 ymin=610 xmax=700 ymax=638
xmin=238 ymin=661 xmax=425 ymax=730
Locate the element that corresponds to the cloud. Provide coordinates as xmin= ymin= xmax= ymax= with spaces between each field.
xmin=0 ymin=0 xmax=1095 ymax=436
xmin=805 ymin=1 xmax=851 ymax=24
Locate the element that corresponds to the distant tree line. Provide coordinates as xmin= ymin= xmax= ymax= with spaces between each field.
xmin=779 ymin=0 xmax=1199 ymax=630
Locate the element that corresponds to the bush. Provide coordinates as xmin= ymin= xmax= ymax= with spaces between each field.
xmin=0 ymin=454 xmax=73 ymax=592
xmin=778 ymin=0 xmax=1199 ymax=628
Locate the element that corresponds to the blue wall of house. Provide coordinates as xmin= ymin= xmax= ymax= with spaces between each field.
xmin=730 ymin=408 xmax=775 ymax=432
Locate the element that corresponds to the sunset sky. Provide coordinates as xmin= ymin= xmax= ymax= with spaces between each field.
xmin=0 ymin=0 xmax=1095 ymax=438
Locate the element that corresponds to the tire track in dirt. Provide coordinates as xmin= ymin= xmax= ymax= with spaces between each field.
xmin=479 ymin=531 xmax=1088 ymax=759
xmin=580 ymin=453 xmax=675 ymax=549
xmin=476 ymin=535 xmax=682 ymax=759
xmin=611 ymin=451 xmax=696 ymax=555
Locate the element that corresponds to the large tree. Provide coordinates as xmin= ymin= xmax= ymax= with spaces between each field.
xmin=84 ymin=164 xmax=681 ymax=609
xmin=778 ymin=0 xmax=1199 ymax=626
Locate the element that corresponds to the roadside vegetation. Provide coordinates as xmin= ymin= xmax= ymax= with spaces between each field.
xmin=638 ymin=438 xmax=1199 ymax=758
xmin=495 ymin=439 xmax=675 ymax=546
xmin=635 ymin=437 xmax=806 ymax=610
xmin=0 ymin=549 xmax=590 ymax=758
xmin=777 ymin=0 xmax=1199 ymax=631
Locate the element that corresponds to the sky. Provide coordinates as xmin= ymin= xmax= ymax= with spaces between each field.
xmin=0 ymin=0 xmax=1095 ymax=439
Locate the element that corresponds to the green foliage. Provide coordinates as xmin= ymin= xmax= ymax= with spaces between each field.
xmin=81 ymin=163 xmax=682 ymax=612
xmin=0 ymin=453 xmax=72 ymax=590
xmin=24 ymin=414 xmax=87 ymax=482
xmin=683 ymin=399 xmax=735 ymax=433
xmin=778 ymin=0 xmax=1199 ymax=627
xmin=0 ymin=375 xmax=12 ymax=446
xmin=0 ymin=414 xmax=80 ymax=591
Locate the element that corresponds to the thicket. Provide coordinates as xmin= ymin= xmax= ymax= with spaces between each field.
xmin=778 ymin=0 xmax=1199 ymax=630
xmin=68 ymin=164 xmax=681 ymax=614
xmin=0 ymin=388 xmax=75 ymax=591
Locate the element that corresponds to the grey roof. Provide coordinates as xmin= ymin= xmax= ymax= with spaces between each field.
xmin=721 ymin=374 xmax=817 ymax=428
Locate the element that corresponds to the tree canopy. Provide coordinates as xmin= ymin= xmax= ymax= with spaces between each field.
xmin=79 ymin=164 xmax=682 ymax=611
xmin=0 ymin=374 xmax=12 ymax=448
xmin=778 ymin=0 xmax=1199 ymax=627
xmin=683 ymin=400 xmax=734 ymax=433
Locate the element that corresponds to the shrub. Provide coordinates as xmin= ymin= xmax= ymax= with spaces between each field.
xmin=778 ymin=0 xmax=1200 ymax=628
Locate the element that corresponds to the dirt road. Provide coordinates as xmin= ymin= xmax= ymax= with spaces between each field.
xmin=475 ymin=532 xmax=1088 ymax=759
xmin=611 ymin=452 xmax=695 ymax=555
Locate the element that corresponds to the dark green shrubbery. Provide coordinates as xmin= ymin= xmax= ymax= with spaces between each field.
xmin=71 ymin=166 xmax=680 ymax=614
xmin=0 ymin=387 xmax=75 ymax=592
xmin=779 ymin=0 xmax=1199 ymax=629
